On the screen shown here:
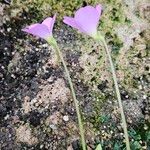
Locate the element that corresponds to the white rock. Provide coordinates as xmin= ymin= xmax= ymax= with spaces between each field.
xmin=63 ymin=115 xmax=69 ymax=122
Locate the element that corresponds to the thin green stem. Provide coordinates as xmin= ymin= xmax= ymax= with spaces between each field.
xmin=47 ymin=38 xmax=86 ymax=150
xmin=99 ymin=37 xmax=130 ymax=150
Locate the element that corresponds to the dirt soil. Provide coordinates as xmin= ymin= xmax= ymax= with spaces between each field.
xmin=0 ymin=1 xmax=150 ymax=150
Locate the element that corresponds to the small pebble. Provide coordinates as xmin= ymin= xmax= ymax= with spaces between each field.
xmin=63 ymin=115 xmax=69 ymax=121
xmin=40 ymin=145 xmax=44 ymax=149
xmin=138 ymin=85 xmax=142 ymax=89
xmin=143 ymin=95 xmax=147 ymax=99
xmin=50 ymin=124 xmax=57 ymax=130
xmin=4 ymin=114 xmax=9 ymax=120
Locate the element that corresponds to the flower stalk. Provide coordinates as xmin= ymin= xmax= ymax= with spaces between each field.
xmin=98 ymin=36 xmax=130 ymax=150
xmin=47 ymin=37 xmax=86 ymax=150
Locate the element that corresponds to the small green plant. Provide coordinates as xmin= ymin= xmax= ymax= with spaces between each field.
xmin=99 ymin=114 xmax=111 ymax=123
xmin=95 ymin=144 xmax=102 ymax=150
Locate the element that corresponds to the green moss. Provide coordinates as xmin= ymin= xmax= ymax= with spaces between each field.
xmin=11 ymin=0 xmax=99 ymax=23
xmin=11 ymin=0 xmax=126 ymax=28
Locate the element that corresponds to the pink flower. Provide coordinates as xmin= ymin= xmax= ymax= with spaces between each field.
xmin=22 ymin=14 xmax=56 ymax=40
xmin=63 ymin=5 xmax=102 ymax=39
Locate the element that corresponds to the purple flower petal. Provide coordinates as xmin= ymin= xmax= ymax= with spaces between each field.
xmin=63 ymin=16 xmax=85 ymax=32
xmin=22 ymin=24 xmax=50 ymax=39
xmin=42 ymin=14 xmax=56 ymax=35
xmin=42 ymin=17 xmax=53 ymax=32
xmin=25 ymin=23 xmax=40 ymax=29
xmin=22 ymin=15 xmax=56 ymax=40
xmin=96 ymin=4 xmax=102 ymax=16
xmin=50 ymin=14 xmax=56 ymax=34
xmin=75 ymin=6 xmax=99 ymax=36
xmin=63 ymin=5 xmax=102 ymax=38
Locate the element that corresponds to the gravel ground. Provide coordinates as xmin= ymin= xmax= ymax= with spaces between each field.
xmin=0 ymin=1 xmax=150 ymax=150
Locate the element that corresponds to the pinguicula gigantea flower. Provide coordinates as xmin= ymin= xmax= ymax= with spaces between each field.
xmin=22 ymin=14 xmax=86 ymax=150
xmin=22 ymin=14 xmax=56 ymax=41
xmin=64 ymin=4 xmax=130 ymax=150
xmin=63 ymin=5 xmax=102 ymax=39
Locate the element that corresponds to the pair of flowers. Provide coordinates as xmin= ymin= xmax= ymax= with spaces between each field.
xmin=22 ymin=4 xmax=131 ymax=150
xmin=22 ymin=5 xmax=102 ymax=40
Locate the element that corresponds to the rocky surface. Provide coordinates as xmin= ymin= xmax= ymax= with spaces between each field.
xmin=0 ymin=0 xmax=149 ymax=149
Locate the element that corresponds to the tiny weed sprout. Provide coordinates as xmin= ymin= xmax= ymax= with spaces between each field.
xmin=95 ymin=144 xmax=102 ymax=150
xmin=64 ymin=4 xmax=131 ymax=150
xmin=22 ymin=16 xmax=86 ymax=150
